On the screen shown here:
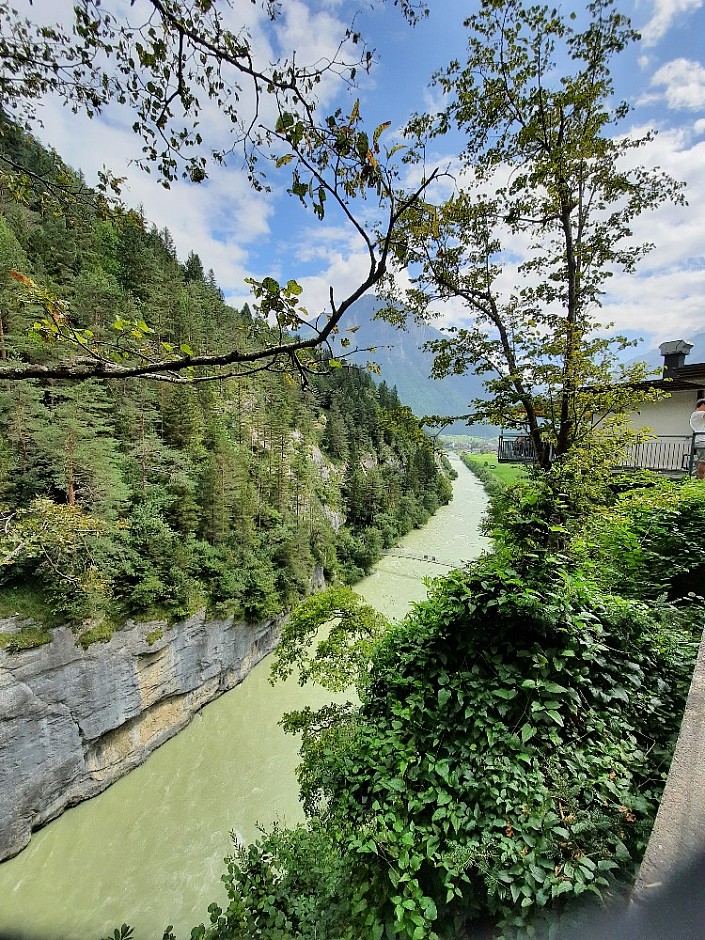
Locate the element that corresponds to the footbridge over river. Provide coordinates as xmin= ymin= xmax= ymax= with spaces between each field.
xmin=383 ymin=548 xmax=458 ymax=568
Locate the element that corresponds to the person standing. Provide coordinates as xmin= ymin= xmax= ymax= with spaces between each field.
xmin=689 ymin=398 xmax=705 ymax=480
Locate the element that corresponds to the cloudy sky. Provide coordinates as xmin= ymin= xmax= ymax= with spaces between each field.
xmin=21 ymin=0 xmax=705 ymax=353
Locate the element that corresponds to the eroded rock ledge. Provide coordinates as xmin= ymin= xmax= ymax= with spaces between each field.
xmin=0 ymin=606 xmax=287 ymax=862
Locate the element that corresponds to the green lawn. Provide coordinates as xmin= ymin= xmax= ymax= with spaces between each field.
xmin=464 ymin=453 xmax=528 ymax=486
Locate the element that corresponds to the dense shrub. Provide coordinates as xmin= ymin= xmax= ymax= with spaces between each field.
xmin=578 ymin=478 xmax=705 ymax=601
xmin=193 ymin=822 xmax=353 ymax=940
xmin=192 ymin=556 xmax=697 ymax=940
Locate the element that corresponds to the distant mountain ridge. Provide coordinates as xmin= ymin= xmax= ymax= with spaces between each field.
xmin=333 ymin=296 xmax=493 ymax=436
xmin=333 ymin=301 xmax=705 ymax=432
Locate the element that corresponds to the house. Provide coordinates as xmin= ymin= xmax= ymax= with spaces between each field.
xmin=498 ymin=340 xmax=705 ymax=474
xmin=617 ymin=340 xmax=704 ymax=474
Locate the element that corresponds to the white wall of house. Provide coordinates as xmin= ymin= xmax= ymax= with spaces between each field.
xmin=628 ymin=390 xmax=701 ymax=437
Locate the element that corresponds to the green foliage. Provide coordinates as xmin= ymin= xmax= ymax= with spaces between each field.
xmin=0 ymin=624 xmax=52 ymax=651
xmin=276 ymin=562 xmax=694 ymax=939
xmin=383 ymin=0 xmax=684 ymax=465
xmin=98 ymin=926 xmax=134 ymax=940
xmin=271 ymin=586 xmax=388 ymax=693
xmin=145 ymin=628 xmax=164 ymax=645
xmin=186 ymin=550 xmax=696 ymax=940
xmin=462 ymin=454 xmax=525 ymax=488
xmin=439 ymin=454 xmax=457 ymax=480
xmin=192 ymin=821 xmax=353 ymax=940
xmin=578 ymin=477 xmax=705 ymax=601
xmin=315 ymin=365 xmax=452 ymax=583
xmin=481 ymin=451 xmax=626 ymax=573
xmin=0 ymin=129 xmax=452 ymax=629
xmin=186 ymin=445 xmax=701 ymax=940
xmin=78 ymin=621 xmax=120 ymax=649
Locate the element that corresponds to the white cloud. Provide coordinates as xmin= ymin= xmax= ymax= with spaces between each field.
xmin=32 ymin=94 xmax=277 ymax=299
xmin=283 ymin=224 xmax=378 ymax=318
xmin=648 ymin=58 xmax=705 ymax=110
xmin=599 ymin=123 xmax=705 ymax=341
xmin=640 ymin=0 xmax=703 ymax=47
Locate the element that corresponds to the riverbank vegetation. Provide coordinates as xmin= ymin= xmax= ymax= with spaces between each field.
xmin=0 ymin=125 xmax=451 ymax=642
xmin=460 ymin=454 xmax=526 ymax=490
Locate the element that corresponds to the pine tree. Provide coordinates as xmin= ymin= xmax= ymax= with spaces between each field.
xmin=43 ymin=380 xmax=128 ymax=516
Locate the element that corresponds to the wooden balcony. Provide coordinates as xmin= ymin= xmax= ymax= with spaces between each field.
xmin=498 ymin=431 xmax=696 ymax=475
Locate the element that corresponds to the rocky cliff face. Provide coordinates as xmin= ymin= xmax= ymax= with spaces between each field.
xmin=0 ymin=604 xmax=294 ymax=862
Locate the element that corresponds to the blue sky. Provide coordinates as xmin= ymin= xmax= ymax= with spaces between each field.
xmin=24 ymin=0 xmax=705 ymax=354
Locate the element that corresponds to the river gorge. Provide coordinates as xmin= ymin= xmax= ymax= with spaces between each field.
xmin=0 ymin=456 xmax=489 ymax=940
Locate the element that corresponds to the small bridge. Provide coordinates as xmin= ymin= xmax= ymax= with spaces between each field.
xmin=384 ymin=549 xmax=455 ymax=568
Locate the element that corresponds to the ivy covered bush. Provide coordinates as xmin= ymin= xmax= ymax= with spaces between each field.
xmin=190 ymin=552 xmax=697 ymax=940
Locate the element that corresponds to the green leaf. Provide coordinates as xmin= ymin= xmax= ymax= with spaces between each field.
xmin=494 ymin=687 xmax=518 ymax=700
xmin=552 ymin=881 xmax=573 ymax=897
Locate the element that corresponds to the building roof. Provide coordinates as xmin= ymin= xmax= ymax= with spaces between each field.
xmin=673 ymin=362 xmax=705 ymax=381
xmin=627 ymin=377 xmax=704 ymax=392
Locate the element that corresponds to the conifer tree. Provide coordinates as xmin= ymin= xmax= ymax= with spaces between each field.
xmin=43 ymin=380 xmax=128 ymax=516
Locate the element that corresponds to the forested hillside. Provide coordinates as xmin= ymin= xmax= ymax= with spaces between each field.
xmin=0 ymin=121 xmax=451 ymax=643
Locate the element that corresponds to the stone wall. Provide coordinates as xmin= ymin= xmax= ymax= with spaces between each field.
xmin=0 ymin=607 xmax=288 ymax=862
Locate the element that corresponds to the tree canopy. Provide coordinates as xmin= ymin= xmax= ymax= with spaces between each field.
xmin=0 ymin=0 xmax=435 ymax=383
xmin=0 ymin=0 xmax=426 ymax=186
xmin=383 ymin=0 xmax=686 ymax=468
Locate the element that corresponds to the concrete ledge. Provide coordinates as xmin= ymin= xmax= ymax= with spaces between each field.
xmin=635 ymin=626 xmax=705 ymax=895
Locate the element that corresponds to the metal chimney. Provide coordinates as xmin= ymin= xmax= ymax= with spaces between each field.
xmin=659 ymin=340 xmax=693 ymax=378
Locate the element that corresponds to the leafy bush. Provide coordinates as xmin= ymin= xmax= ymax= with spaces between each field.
xmin=192 ymin=822 xmax=353 ymax=940
xmin=334 ymin=526 xmax=385 ymax=583
xmin=235 ymin=560 xmax=696 ymax=940
xmin=578 ymin=478 xmax=705 ymax=600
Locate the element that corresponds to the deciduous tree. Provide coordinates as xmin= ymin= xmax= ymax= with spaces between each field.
xmin=0 ymin=0 xmax=436 ymax=384
xmin=384 ymin=0 xmax=685 ymax=469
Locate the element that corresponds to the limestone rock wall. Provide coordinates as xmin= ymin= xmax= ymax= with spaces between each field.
xmin=0 ymin=608 xmax=284 ymax=862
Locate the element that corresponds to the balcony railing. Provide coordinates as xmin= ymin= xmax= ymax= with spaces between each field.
xmin=498 ymin=433 xmax=537 ymax=463
xmin=614 ymin=435 xmax=694 ymax=474
xmin=498 ymin=431 xmax=696 ymax=475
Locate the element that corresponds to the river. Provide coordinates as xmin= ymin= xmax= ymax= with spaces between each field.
xmin=0 ymin=455 xmax=489 ymax=940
